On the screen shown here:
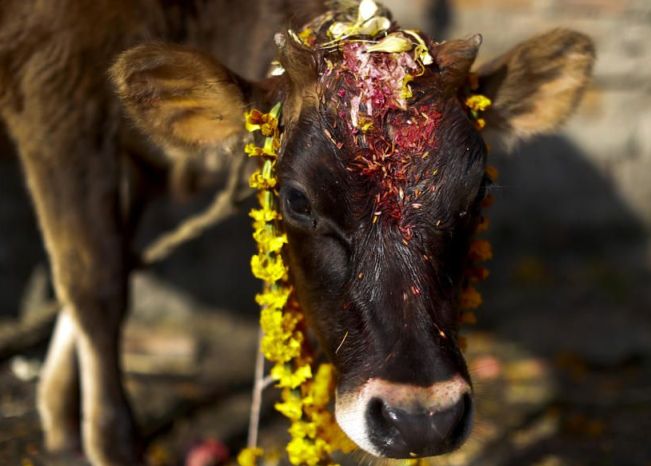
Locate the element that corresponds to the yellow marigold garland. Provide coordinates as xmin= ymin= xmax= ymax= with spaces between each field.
xmin=238 ymin=103 xmax=355 ymax=466
xmin=459 ymin=90 xmax=494 ymax=343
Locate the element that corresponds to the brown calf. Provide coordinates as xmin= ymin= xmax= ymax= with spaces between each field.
xmin=0 ymin=1 xmax=321 ymax=465
xmin=0 ymin=0 xmax=594 ymax=464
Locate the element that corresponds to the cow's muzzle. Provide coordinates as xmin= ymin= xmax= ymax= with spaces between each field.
xmin=335 ymin=375 xmax=473 ymax=458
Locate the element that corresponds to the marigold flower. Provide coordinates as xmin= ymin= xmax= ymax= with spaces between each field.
xmin=275 ymin=389 xmax=304 ymax=421
xmin=237 ymin=447 xmax=263 ymax=466
xmin=286 ymin=437 xmax=332 ymax=466
xmin=249 ymin=170 xmax=277 ymax=190
xmin=460 ymin=286 xmax=482 ymax=310
xmin=249 ymin=206 xmax=279 ymax=223
xmin=286 ymin=437 xmax=319 ymax=466
xmin=256 ymin=287 xmax=291 ymax=311
xmin=262 ymin=334 xmax=302 ymax=363
xmin=309 ymin=364 xmax=334 ymax=408
xmin=466 ymin=266 xmax=490 ymax=283
xmin=244 ymin=109 xmax=278 ymax=136
xmin=460 ymin=310 xmax=477 ymax=325
xmin=272 ymin=363 xmax=313 ymax=389
xmin=244 ymin=142 xmax=277 ymax=158
xmin=465 ymin=94 xmax=492 ymax=113
xmin=404 ymin=459 xmax=428 ymax=466
xmin=485 ymin=165 xmax=499 ymax=182
xmin=251 ymin=254 xmax=287 ymax=282
xmin=481 ymin=193 xmax=495 ymax=209
xmin=476 ymin=215 xmax=490 ymax=233
xmin=289 ymin=420 xmax=318 ymax=440
xmin=253 ymin=228 xmax=287 ymax=254
xmin=298 ymin=27 xmax=316 ymax=46
xmin=469 ymin=239 xmax=493 ymax=262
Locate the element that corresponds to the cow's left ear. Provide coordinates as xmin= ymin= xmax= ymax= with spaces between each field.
xmin=475 ymin=28 xmax=595 ymax=145
xmin=110 ymin=43 xmax=268 ymax=156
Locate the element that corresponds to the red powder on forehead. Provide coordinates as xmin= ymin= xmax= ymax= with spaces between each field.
xmin=322 ymin=42 xmax=442 ymax=236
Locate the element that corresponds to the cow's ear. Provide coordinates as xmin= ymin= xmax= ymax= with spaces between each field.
xmin=476 ymin=29 xmax=595 ymax=146
xmin=110 ymin=43 xmax=262 ymax=155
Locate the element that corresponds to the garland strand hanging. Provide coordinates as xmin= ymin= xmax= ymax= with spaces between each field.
xmin=238 ymin=103 xmax=355 ymax=466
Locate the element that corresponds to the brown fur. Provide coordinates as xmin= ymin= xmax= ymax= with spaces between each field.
xmin=0 ymin=1 xmax=322 ymax=465
xmin=477 ymin=28 xmax=596 ymax=144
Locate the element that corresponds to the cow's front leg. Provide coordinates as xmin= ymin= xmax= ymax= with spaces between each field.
xmin=74 ymin=294 xmax=140 ymax=466
xmin=7 ymin=110 xmax=141 ymax=465
xmin=37 ymin=309 xmax=80 ymax=453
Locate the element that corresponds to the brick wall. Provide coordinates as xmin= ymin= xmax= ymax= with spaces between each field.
xmin=385 ymin=0 xmax=651 ymax=252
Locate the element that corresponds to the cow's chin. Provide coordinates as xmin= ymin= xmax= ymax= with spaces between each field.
xmin=335 ymin=376 xmax=474 ymax=459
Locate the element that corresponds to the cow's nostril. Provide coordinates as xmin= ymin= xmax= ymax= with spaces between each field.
xmin=366 ymin=395 xmax=473 ymax=458
xmin=450 ymin=393 xmax=473 ymax=447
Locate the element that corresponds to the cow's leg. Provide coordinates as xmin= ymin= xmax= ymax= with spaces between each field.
xmin=17 ymin=147 xmax=139 ymax=466
xmin=37 ymin=308 xmax=80 ymax=452
xmin=4 ymin=101 xmax=140 ymax=465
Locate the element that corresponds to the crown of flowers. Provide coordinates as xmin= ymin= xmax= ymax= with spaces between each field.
xmin=238 ymin=2 xmax=495 ymax=465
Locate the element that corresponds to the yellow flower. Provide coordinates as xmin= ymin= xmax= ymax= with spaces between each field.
xmin=260 ymin=307 xmax=284 ymax=333
xmin=465 ymin=94 xmax=492 ymax=113
xmin=272 ymin=363 xmax=313 ymax=389
xmin=262 ymin=335 xmax=302 ymax=363
xmin=251 ymin=254 xmax=287 ymax=282
xmin=253 ymin=228 xmax=287 ymax=254
xmin=286 ymin=437 xmax=329 ymax=466
xmin=289 ymin=420 xmax=317 ymax=439
xmin=244 ymin=142 xmax=277 ymax=158
xmin=310 ymin=364 xmax=334 ymax=408
xmin=327 ymin=0 xmax=390 ymax=41
xmin=244 ymin=101 xmax=348 ymax=465
xmin=404 ymin=460 xmax=428 ymax=466
xmin=298 ymin=27 xmax=316 ymax=46
xmin=237 ymin=447 xmax=264 ymax=466
xmin=256 ymin=287 xmax=291 ymax=311
xmin=250 ymin=206 xmax=279 ymax=224
xmin=400 ymin=74 xmax=414 ymax=100
xmin=275 ymin=389 xmax=304 ymax=421
xmin=245 ymin=109 xmax=278 ymax=136
xmin=249 ymin=169 xmax=277 ymax=190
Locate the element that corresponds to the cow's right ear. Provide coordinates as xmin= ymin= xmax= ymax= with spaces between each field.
xmin=474 ymin=29 xmax=595 ymax=147
xmin=110 ymin=43 xmax=260 ymax=155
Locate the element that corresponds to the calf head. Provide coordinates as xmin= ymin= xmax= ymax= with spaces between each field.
xmin=112 ymin=3 xmax=594 ymax=458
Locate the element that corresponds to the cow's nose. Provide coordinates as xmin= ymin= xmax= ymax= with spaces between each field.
xmin=366 ymin=393 xmax=472 ymax=458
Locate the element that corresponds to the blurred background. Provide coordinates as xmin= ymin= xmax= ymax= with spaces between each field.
xmin=1 ymin=0 xmax=650 ymax=465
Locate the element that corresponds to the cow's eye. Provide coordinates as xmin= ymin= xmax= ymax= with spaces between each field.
xmin=284 ymin=186 xmax=312 ymax=218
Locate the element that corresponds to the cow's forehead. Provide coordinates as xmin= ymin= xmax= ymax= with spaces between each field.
xmin=315 ymin=40 xmax=446 ymax=226
xmin=277 ymin=1 xmax=485 ymax=238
